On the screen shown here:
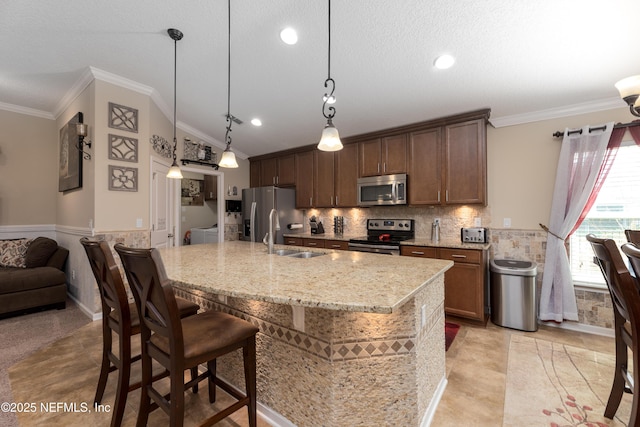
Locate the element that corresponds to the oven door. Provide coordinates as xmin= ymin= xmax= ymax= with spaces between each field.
xmin=348 ymin=242 xmax=399 ymax=256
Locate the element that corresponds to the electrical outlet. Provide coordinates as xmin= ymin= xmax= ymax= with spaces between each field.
xmin=72 ymin=270 xmax=76 ymax=280
xmin=474 ymin=217 xmax=481 ymax=227
xmin=503 ymin=218 xmax=512 ymax=228
xmin=421 ymin=304 xmax=427 ymax=328
xmin=136 ymin=218 xmax=143 ymax=228
xmin=434 ymin=218 xmax=440 ymax=225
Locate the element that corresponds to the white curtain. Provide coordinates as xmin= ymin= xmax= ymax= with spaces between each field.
xmin=539 ymin=123 xmax=614 ymax=322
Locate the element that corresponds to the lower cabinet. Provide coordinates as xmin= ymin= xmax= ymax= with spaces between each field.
xmin=283 ymin=237 xmax=348 ymax=250
xmin=401 ymin=245 xmax=488 ymax=322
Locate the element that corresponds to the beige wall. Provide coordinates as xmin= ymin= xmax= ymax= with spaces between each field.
xmin=487 ymin=106 xmax=630 ymax=230
xmin=0 ymin=110 xmax=58 ymax=225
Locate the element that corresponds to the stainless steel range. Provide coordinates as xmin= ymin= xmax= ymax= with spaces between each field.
xmin=348 ymin=219 xmax=415 ymax=255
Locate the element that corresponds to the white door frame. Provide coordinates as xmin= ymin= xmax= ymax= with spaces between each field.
xmin=172 ymin=165 xmax=225 ymax=245
xmin=150 ymin=156 xmax=175 ymax=248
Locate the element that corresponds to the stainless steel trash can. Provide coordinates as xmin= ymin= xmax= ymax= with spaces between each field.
xmin=490 ymin=259 xmax=538 ymax=332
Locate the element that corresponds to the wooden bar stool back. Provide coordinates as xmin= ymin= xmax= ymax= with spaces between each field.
xmin=80 ymin=238 xmax=200 ymax=427
xmin=586 ymin=234 xmax=640 ymax=425
xmin=114 ymin=244 xmax=259 ymax=427
xmin=625 ymin=229 xmax=640 ymax=245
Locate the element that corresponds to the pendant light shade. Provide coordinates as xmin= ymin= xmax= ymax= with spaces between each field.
xmin=318 ymin=0 xmax=343 ymax=152
xmin=219 ymin=0 xmax=239 ymax=168
xmin=317 ymin=119 xmax=343 ymax=151
xmin=218 ymin=144 xmax=238 ymax=168
xmin=167 ymin=28 xmax=184 ymax=179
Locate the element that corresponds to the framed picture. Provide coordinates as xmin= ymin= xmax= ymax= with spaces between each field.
xmin=58 ymin=112 xmax=83 ymax=192
xmin=181 ymin=179 xmax=204 ymax=206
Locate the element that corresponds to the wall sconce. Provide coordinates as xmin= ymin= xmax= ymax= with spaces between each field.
xmin=615 ymin=75 xmax=640 ymax=117
xmin=76 ymin=123 xmax=92 ymax=160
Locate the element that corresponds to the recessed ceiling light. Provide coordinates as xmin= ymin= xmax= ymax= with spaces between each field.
xmin=434 ymin=54 xmax=455 ymax=70
xmin=280 ymin=28 xmax=298 ymax=45
xmin=251 ymin=118 xmax=262 ymax=127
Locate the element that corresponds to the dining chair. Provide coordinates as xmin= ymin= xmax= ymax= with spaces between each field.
xmin=586 ymin=234 xmax=640 ymax=425
xmin=80 ymin=238 xmax=200 ymax=427
xmin=114 ymin=243 xmax=259 ymax=427
xmin=625 ymin=229 xmax=640 ymax=245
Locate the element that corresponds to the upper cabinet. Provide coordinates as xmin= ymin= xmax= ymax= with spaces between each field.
xmin=408 ymin=118 xmax=487 ymax=206
xmin=203 ymin=175 xmax=218 ymax=201
xmin=359 ymin=135 xmax=407 ymax=177
xmin=249 ymin=109 xmax=490 ymax=207
xmin=251 ymin=154 xmax=296 ymax=187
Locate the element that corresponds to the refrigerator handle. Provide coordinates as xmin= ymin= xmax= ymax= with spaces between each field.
xmin=250 ymin=201 xmax=257 ymax=242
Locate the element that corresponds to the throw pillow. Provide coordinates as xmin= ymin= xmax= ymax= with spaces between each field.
xmin=25 ymin=237 xmax=59 ymax=268
xmin=0 ymin=238 xmax=32 ymax=268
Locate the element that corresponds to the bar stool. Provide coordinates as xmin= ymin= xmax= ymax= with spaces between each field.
xmin=80 ymin=238 xmax=200 ymax=427
xmin=114 ymin=243 xmax=259 ymax=427
xmin=586 ymin=235 xmax=640 ymax=426
xmin=625 ymin=229 xmax=640 ymax=245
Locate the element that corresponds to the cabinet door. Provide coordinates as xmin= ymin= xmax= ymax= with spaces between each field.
xmin=250 ymin=161 xmax=261 ymax=188
xmin=334 ymin=143 xmax=358 ymax=207
xmin=444 ymin=119 xmax=486 ymax=205
xmin=295 ymin=151 xmax=314 ymax=208
xmin=359 ymin=138 xmax=381 ymax=177
xmin=382 ymin=134 xmax=406 ymax=175
xmin=443 ymin=262 xmax=484 ymax=321
xmin=408 ymin=128 xmax=442 ymax=205
xmin=203 ymin=175 xmax=217 ymax=200
xmin=277 ymin=154 xmax=296 ymax=186
xmin=284 ymin=237 xmax=303 ymax=246
xmin=325 ymin=239 xmax=348 ymax=250
xmin=260 ymin=157 xmax=278 ymax=186
xmin=303 ymin=238 xmax=325 ymax=248
xmin=314 ymin=150 xmax=335 ymax=207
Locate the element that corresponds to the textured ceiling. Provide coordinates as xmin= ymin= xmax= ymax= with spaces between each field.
xmin=1 ymin=0 xmax=639 ymax=158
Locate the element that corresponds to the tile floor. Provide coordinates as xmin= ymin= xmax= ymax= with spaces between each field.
xmin=8 ymin=314 xmax=621 ymax=426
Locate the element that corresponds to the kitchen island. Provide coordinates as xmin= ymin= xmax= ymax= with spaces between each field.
xmin=160 ymin=241 xmax=452 ymax=426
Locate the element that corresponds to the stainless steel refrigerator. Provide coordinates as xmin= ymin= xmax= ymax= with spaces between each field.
xmin=242 ymin=187 xmax=303 ymax=244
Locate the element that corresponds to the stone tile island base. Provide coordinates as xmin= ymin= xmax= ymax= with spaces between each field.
xmin=175 ymin=274 xmax=446 ymax=426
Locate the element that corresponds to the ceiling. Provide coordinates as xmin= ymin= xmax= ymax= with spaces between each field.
xmin=2 ymin=0 xmax=640 ymax=159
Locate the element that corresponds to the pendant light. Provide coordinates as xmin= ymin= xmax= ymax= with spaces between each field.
xmin=317 ymin=0 xmax=343 ymax=152
xmin=167 ymin=28 xmax=184 ymax=179
xmin=218 ymin=0 xmax=239 ymax=168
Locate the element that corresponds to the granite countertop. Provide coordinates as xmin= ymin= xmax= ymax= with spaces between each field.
xmin=159 ymin=241 xmax=452 ymax=314
xmin=283 ymin=232 xmax=491 ymax=250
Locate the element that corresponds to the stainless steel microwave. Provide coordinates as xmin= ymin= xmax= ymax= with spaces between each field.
xmin=357 ymin=174 xmax=407 ymax=206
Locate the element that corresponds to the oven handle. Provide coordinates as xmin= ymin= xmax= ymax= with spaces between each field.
xmin=348 ymin=242 xmax=400 ymax=252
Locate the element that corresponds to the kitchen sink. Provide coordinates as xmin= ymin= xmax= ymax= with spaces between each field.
xmin=287 ymin=251 xmax=325 ymax=259
xmin=273 ymin=249 xmax=325 ymax=258
xmin=274 ymin=249 xmax=300 ymax=256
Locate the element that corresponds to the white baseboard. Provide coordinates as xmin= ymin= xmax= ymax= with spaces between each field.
xmin=421 ymin=375 xmax=448 ymax=427
xmin=68 ymin=293 xmax=102 ymax=321
xmin=540 ymin=320 xmax=615 ymax=338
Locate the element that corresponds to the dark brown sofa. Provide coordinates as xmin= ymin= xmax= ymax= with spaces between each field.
xmin=0 ymin=237 xmax=69 ymax=317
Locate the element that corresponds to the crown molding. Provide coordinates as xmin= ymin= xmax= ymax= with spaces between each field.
xmin=89 ymin=66 xmax=154 ymax=97
xmin=489 ymin=97 xmax=624 ymax=128
xmin=0 ymin=101 xmax=54 ymax=120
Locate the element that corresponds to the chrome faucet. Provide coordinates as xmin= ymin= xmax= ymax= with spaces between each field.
xmin=265 ymin=208 xmax=280 ymax=254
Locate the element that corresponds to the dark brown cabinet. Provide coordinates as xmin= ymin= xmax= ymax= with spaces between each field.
xmin=314 ymin=151 xmax=335 ymax=207
xmin=359 ymin=135 xmax=406 ymax=177
xmin=408 ymin=118 xmax=486 ymax=206
xmin=401 ymin=245 xmax=487 ymax=323
xmin=295 ymin=151 xmax=314 ymax=208
xmin=255 ymin=154 xmax=296 ymax=187
xmin=334 ymin=143 xmax=358 ymax=207
xmin=284 ymin=236 xmax=348 ymax=251
xmin=203 ymin=175 xmax=217 ymax=201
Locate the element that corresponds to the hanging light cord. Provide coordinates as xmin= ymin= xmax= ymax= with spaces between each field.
xmin=322 ymin=0 xmax=336 ymax=121
xmin=224 ymin=0 xmax=233 ymax=147
xmin=172 ymin=34 xmax=178 ymax=162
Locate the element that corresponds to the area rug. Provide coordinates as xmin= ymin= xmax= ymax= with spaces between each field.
xmin=445 ymin=321 xmax=460 ymax=351
xmin=503 ymin=335 xmax=631 ymax=426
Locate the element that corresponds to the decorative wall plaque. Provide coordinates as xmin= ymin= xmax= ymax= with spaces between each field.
xmin=109 ymin=165 xmax=138 ymax=192
xmin=108 ymin=102 xmax=138 ymax=133
xmin=58 ymin=112 xmax=83 ymax=192
xmin=150 ymin=134 xmax=172 ymax=158
xmin=108 ymin=134 xmax=138 ymax=162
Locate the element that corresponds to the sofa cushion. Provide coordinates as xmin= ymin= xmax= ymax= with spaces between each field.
xmin=0 ymin=238 xmax=31 ymax=268
xmin=25 ymin=237 xmax=59 ymax=268
xmin=0 ymin=267 xmax=67 ymax=295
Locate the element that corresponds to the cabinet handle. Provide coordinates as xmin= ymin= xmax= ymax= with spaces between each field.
xmin=437 ymin=191 xmax=440 ymax=202
xmin=310 ymin=197 xmax=313 ymax=206
xmin=446 ymin=190 xmax=449 ymax=202
xmin=330 ymin=244 xmax=341 ymax=248
xmin=383 ymin=162 xmax=387 ymax=173
xmin=335 ymin=196 xmax=338 ymax=205
xmin=451 ymin=254 xmax=467 ymax=259
xmin=377 ymin=163 xmax=380 ymax=174
xmin=308 ymin=242 xmax=317 ymax=246
xmin=411 ymin=251 xmax=425 ymax=255
xmin=276 ymin=176 xmax=279 ymax=184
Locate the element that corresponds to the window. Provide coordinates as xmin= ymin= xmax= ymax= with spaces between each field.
xmin=569 ymin=140 xmax=640 ymax=287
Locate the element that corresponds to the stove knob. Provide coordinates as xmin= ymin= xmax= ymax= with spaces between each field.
xmin=398 ymin=223 xmax=403 ymax=228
